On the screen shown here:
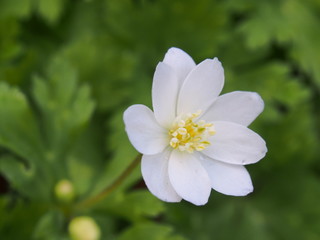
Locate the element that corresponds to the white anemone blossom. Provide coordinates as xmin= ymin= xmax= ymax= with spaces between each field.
xmin=123 ymin=47 xmax=267 ymax=205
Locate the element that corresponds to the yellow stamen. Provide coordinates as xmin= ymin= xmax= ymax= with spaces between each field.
xmin=169 ymin=111 xmax=216 ymax=153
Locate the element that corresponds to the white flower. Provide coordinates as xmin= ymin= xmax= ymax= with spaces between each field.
xmin=123 ymin=47 xmax=267 ymax=205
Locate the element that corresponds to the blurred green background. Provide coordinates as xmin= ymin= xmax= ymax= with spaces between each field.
xmin=1 ymin=0 xmax=320 ymax=239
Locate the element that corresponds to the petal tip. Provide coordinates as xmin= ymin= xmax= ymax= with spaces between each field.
xmin=245 ymin=186 xmax=254 ymax=195
xmin=123 ymin=104 xmax=139 ymax=123
xmin=212 ymin=57 xmax=221 ymax=63
xmin=192 ymin=198 xmax=209 ymax=206
xmin=250 ymin=92 xmax=265 ymax=112
xmin=148 ymin=188 xmax=183 ymax=203
xmin=153 ymin=61 xmax=171 ymax=76
xmin=163 ymin=47 xmax=196 ymax=66
xmin=123 ymin=104 xmax=168 ymax=155
xmin=162 ymin=197 xmax=183 ymax=203
xmin=201 ymin=58 xmax=224 ymax=74
xmin=259 ymin=141 xmax=268 ymax=159
xmin=232 ymin=187 xmax=253 ymax=197
xmin=166 ymin=47 xmax=185 ymax=55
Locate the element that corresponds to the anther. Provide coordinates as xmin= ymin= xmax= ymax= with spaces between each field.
xmin=168 ymin=111 xmax=216 ymax=153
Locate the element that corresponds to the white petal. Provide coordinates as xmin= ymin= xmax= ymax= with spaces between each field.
xmin=163 ymin=47 xmax=196 ymax=86
xmin=168 ymin=150 xmax=211 ymax=205
xmin=141 ymin=149 xmax=182 ymax=202
xmin=200 ymin=155 xmax=253 ymax=196
xmin=177 ymin=58 xmax=225 ymax=115
xmin=152 ymin=62 xmax=179 ymax=128
xmin=123 ymin=104 xmax=168 ymax=155
xmin=202 ymin=91 xmax=264 ymax=126
xmin=202 ymin=121 xmax=267 ymax=165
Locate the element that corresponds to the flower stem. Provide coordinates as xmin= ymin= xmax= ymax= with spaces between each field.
xmin=75 ymin=154 xmax=142 ymax=209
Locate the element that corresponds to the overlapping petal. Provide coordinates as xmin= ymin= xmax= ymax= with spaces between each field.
xmin=202 ymin=91 xmax=264 ymax=126
xmin=168 ymin=150 xmax=211 ymax=205
xmin=163 ymin=47 xmax=196 ymax=86
xmin=177 ymin=58 xmax=224 ymax=115
xmin=124 ymin=47 xmax=267 ymax=205
xmin=202 ymin=121 xmax=267 ymax=165
xmin=152 ymin=62 xmax=179 ymax=128
xmin=200 ymin=155 xmax=253 ymax=196
xmin=141 ymin=148 xmax=182 ymax=202
xmin=123 ymin=104 xmax=168 ymax=155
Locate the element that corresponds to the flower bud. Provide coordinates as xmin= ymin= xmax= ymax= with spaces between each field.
xmin=69 ymin=216 xmax=101 ymax=240
xmin=54 ymin=179 xmax=75 ymax=203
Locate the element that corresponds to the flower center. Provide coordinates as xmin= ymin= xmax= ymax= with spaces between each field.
xmin=169 ymin=111 xmax=216 ymax=153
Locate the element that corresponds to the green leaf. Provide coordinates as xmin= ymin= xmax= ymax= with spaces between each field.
xmin=67 ymin=154 xmax=96 ymax=197
xmin=118 ymin=223 xmax=186 ymax=240
xmin=238 ymin=1 xmax=284 ymax=49
xmin=0 ymin=18 xmax=21 ymax=62
xmin=61 ymin=36 xmax=138 ymax=112
xmin=0 ymin=197 xmax=45 ymax=238
xmin=0 ymin=155 xmax=35 ymax=199
xmin=32 ymin=57 xmax=95 ymax=160
xmin=0 ymin=0 xmax=32 ymax=18
xmin=33 ymin=210 xmax=65 ymax=240
xmin=91 ymin=108 xmax=139 ymax=196
xmin=227 ymin=62 xmax=310 ymax=121
xmin=0 ymin=82 xmax=44 ymax=164
xmin=104 ymin=190 xmax=165 ymax=222
xmin=36 ymin=0 xmax=66 ymax=24
xmin=262 ymin=103 xmax=317 ymax=167
xmin=239 ymin=0 xmax=320 ymax=87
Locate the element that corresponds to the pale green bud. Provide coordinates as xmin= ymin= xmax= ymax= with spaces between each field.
xmin=69 ymin=216 xmax=101 ymax=240
xmin=54 ymin=179 xmax=75 ymax=202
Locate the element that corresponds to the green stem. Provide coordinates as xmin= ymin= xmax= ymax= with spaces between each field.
xmin=75 ymin=154 xmax=142 ymax=209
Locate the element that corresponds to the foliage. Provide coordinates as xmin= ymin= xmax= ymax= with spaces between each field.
xmin=1 ymin=0 xmax=320 ymax=239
